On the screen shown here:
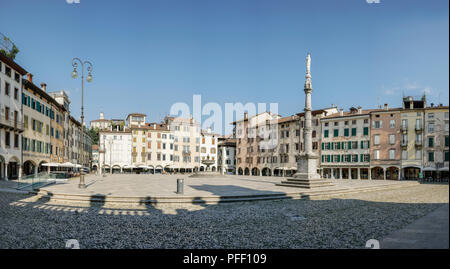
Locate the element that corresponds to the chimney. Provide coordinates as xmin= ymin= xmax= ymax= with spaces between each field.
xmin=339 ymin=109 xmax=344 ymax=116
xmin=26 ymin=73 xmax=33 ymax=83
xmin=331 ymin=104 xmax=335 ymax=108
xmin=100 ymin=112 xmax=104 ymax=120
xmin=40 ymin=83 xmax=47 ymax=92
xmin=244 ymin=112 xmax=248 ymax=119
xmin=357 ymin=106 xmax=362 ymax=114
xmin=384 ymin=103 xmax=388 ymax=110
xmin=430 ymin=103 xmax=434 ymax=107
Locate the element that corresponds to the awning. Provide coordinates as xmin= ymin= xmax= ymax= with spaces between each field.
xmin=422 ymin=167 xmax=436 ymax=171
xmin=60 ymin=162 xmax=76 ymax=168
xmin=438 ymin=167 xmax=449 ymax=172
xmin=41 ymin=162 xmax=60 ymax=167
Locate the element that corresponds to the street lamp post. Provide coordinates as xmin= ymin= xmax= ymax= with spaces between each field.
xmin=71 ymin=58 xmax=93 ymax=189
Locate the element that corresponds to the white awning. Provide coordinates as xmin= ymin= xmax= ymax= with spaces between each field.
xmin=60 ymin=162 xmax=76 ymax=168
xmin=41 ymin=162 xmax=60 ymax=167
xmin=422 ymin=167 xmax=436 ymax=171
xmin=438 ymin=167 xmax=449 ymax=172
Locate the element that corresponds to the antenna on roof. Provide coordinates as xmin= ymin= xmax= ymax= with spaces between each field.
xmin=377 ymin=96 xmax=381 ymax=109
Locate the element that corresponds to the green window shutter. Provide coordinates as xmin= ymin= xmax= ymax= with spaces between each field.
xmin=352 ymin=128 xmax=356 ymax=136
xmin=367 ymin=141 xmax=370 ymax=148
xmin=360 ymin=154 xmax=364 ymax=162
xmin=322 ymin=143 xmax=324 ymax=150
xmin=445 ymin=151 xmax=449 ymax=162
xmin=334 ymin=129 xmax=339 ymax=137
xmin=355 ymin=155 xmax=358 ymax=162
xmin=361 ymin=141 xmax=364 ymax=149
xmin=348 ymin=141 xmax=352 ymax=149
xmin=445 ymin=136 xmax=449 ymax=147
xmin=363 ymin=127 xmax=368 ymax=136
xmin=324 ymin=130 xmax=329 ymax=138
xmin=344 ymin=129 xmax=349 ymax=136
xmin=322 ymin=155 xmax=324 ymax=162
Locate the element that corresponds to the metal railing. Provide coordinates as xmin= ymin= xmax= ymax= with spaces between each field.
xmin=0 ymin=117 xmax=23 ymax=130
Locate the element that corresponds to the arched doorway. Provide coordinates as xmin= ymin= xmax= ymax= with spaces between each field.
xmin=403 ymin=167 xmax=420 ymax=180
xmin=244 ymin=167 xmax=250 ymax=175
xmin=211 ymin=166 xmax=216 ymax=172
xmin=386 ymin=167 xmax=399 ymax=180
xmin=112 ymin=165 xmax=121 ymax=174
xmin=7 ymin=156 xmax=20 ymax=179
xmin=23 ymin=160 xmax=37 ymax=176
xmin=237 ymin=167 xmax=243 ymax=175
xmin=155 ymin=166 xmax=163 ymax=174
xmin=200 ymin=166 xmax=205 ymax=172
xmin=371 ymin=167 xmax=384 ymax=180
xmin=261 ymin=167 xmax=271 ymax=176
xmin=251 ymin=167 xmax=259 ymax=176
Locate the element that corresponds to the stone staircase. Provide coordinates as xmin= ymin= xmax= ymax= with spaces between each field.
xmin=31 ymin=181 xmax=419 ymax=205
xmin=276 ymin=178 xmax=335 ymax=189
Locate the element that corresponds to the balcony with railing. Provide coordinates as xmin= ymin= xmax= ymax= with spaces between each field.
xmin=415 ymin=124 xmax=423 ymax=132
xmin=401 ymin=124 xmax=408 ymax=132
xmin=415 ymin=139 xmax=422 ymax=148
xmin=0 ymin=117 xmax=23 ymax=131
xmin=401 ymin=139 xmax=408 ymax=147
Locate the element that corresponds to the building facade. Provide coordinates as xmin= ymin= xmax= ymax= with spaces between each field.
xmin=99 ymin=130 xmax=132 ymax=174
xmin=0 ymin=53 xmax=26 ymax=180
xmin=400 ymin=96 xmax=426 ymax=179
xmin=369 ymin=106 xmax=402 ymax=180
xmin=217 ymin=135 xmax=236 ymax=175
xmin=423 ymin=105 xmax=449 ymax=179
xmin=200 ymin=128 xmax=218 ymax=172
xmin=320 ymin=107 xmax=372 ymax=180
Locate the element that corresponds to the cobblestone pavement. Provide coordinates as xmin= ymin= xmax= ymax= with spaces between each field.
xmin=0 ymin=183 xmax=447 ymax=249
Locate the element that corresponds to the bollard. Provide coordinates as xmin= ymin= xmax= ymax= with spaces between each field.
xmin=177 ymin=178 xmax=184 ymax=194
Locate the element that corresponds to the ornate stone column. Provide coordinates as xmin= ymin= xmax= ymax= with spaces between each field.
xmin=277 ymin=53 xmax=333 ymax=188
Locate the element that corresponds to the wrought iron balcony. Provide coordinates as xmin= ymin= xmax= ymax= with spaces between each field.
xmin=415 ymin=125 xmax=423 ymax=132
xmin=401 ymin=140 xmax=408 ymax=147
xmin=415 ymin=140 xmax=422 ymax=148
xmin=401 ymin=125 xmax=408 ymax=132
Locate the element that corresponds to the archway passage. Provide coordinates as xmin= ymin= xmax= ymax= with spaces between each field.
xmin=112 ymin=165 xmax=121 ymax=174
xmin=403 ymin=167 xmax=420 ymax=180
xmin=323 ymin=168 xmax=332 ymax=179
xmin=200 ymin=166 xmax=205 ymax=172
xmin=386 ymin=167 xmax=399 ymax=180
xmin=261 ymin=167 xmax=271 ymax=176
xmin=251 ymin=167 xmax=259 ymax=176
xmin=38 ymin=161 xmax=48 ymax=173
xmin=244 ymin=167 xmax=250 ymax=176
xmin=237 ymin=167 xmax=243 ymax=175
xmin=7 ymin=157 xmax=20 ymax=179
xmin=371 ymin=167 xmax=384 ymax=180
xmin=23 ymin=160 xmax=37 ymax=176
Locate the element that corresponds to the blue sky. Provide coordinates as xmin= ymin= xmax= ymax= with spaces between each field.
xmin=1 ymin=0 xmax=448 ymax=133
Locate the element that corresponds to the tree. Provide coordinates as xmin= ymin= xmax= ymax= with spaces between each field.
xmin=88 ymin=128 xmax=100 ymax=145
xmin=0 ymin=36 xmax=19 ymax=60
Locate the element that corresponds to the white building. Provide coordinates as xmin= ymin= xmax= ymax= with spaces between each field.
xmin=90 ymin=112 xmax=111 ymax=130
xmin=0 ymin=53 xmax=26 ymax=180
xmin=99 ymin=130 xmax=132 ymax=174
xmin=200 ymin=128 xmax=219 ymax=172
xmin=218 ymin=135 xmax=236 ymax=175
